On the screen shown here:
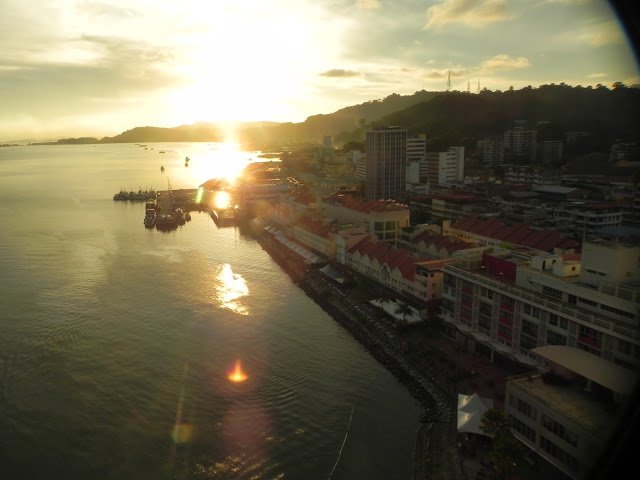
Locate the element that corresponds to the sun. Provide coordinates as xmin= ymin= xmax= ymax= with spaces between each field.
xmin=164 ymin=2 xmax=335 ymax=125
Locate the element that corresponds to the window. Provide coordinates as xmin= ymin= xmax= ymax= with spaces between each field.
xmin=510 ymin=415 xmax=536 ymax=443
xmin=520 ymin=333 xmax=537 ymax=350
xmin=478 ymin=315 xmax=491 ymax=332
xmin=522 ymin=319 xmax=538 ymax=337
xmin=546 ymin=330 xmax=566 ymax=346
xmin=548 ymin=314 xmax=568 ymax=330
xmin=385 ymin=220 xmax=395 ymax=229
xmin=542 ymin=414 xmax=578 ymax=447
xmin=578 ymin=297 xmax=597 ymax=307
xmin=514 ymin=397 xmax=537 ymax=420
xmin=479 ymin=302 xmax=492 ymax=317
xmin=601 ymin=304 xmax=635 ymax=320
xmin=542 ymin=286 xmax=563 ymax=300
xmin=539 ymin=436 xmax=579 ymax=473
xmin=374 ymin=221 xmax=384 ymax=232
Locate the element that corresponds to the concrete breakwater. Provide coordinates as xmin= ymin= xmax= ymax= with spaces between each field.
xmin=254 ymin=229 xmax=460 ymax=479
xmin=255 ymin=230 xmax=453 ymax=415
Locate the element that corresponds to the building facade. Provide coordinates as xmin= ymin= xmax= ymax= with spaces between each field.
xmin=366 ymin=127 xmax=407 ymax=201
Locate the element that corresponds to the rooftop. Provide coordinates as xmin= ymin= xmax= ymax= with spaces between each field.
xmin=323 ymin=193 xmax=408 ymax=213
xmin=510 ymin=373 xmax=620 ymax=436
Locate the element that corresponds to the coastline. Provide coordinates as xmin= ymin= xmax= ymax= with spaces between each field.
xmin=252 ymin=226 xmax=460 ymax=479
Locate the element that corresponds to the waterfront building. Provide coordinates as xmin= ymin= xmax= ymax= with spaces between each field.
xmin=425 ymin=147 xmax=465 ymax=186
xmin=440 ymin=239 xmax=640 ymax=372
xmin=506 ymin=346 xmax=637 ymax=479
xmin=340 ymin=235 xmax=455 ymax=305
xmin=321 ymin=193 xmax=410 ymax=242
xmin=366 ymin=127 xmax=407 ymax=201
xmin=291 ymin=215 xmax=337 ymax=260
xmin=269 ymin=189 xmax=316 ymax=226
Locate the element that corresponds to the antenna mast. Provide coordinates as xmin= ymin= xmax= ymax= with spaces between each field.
xmin=477 ymin=79 xmax=480 ymax=93
xmin=447 ymin=69 xmax=451 ymax=91
xmin=467 ymin=80 xmax=470 ymax=93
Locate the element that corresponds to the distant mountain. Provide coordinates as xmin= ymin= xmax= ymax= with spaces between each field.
xmin=30 ymin=85 xmax=640 ymax=149
xmin=31 ymin=91 xmax=439 ymax=147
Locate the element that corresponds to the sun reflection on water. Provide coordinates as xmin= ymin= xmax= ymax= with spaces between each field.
xmin=215 ymin=263 xmax=249 ymax=315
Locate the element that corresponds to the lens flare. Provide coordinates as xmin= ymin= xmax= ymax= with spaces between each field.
xmin=213 ymin=190 xmax=231 ymax=210
xmin=227 ymin=359 xmax=248 ymax=383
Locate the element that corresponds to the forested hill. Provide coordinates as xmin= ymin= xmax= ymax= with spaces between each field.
xmin=32 ymin=84 xmax=640 ymax=148
xmin=368 ymin=84 xmax=640 ymax=149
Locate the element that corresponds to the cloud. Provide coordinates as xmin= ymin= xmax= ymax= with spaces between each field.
xmin=356 ymin=0 xmax=380 ymax=9
xmin=586 ymin=72 xmax=607 ymax=79
xmin=425 ymin=0 xmax=510 ymax=29
xmin=320 ymin=68 xmax=360 ymax=77
xmin=583 ymin=21 xmax=623 ymax=46
xmin=423 ymin=68 xmax=469 ymax=79
xmin=479 ymin=54 xmax=531 ymax=71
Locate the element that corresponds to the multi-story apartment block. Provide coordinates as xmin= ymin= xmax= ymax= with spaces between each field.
xmin=505 ymin=165 xmax=562 ymax=185
xmin=539 ymin=140 xmax=564 ymax=165
xmin=570 ymin=203 xmax=623 ymax=236
xmin=321 ymin=193 xmax=410 ymax=242
xmin=481 ymin=136 xmax=505 ymax=166
xmin=504 ymin=120 xmax=537 ymax=163
xmin=441 ymin=239 xmax=640 ymax=372
xmin=426 ymin=146 xmax=465 ymax=185
xmin=506 ymin=345 xmax=637 ymax=479
xmin=366 ymin=127 xmax=407 ymax=201
xmin=409 ymin=193 xmax=485 ymax=222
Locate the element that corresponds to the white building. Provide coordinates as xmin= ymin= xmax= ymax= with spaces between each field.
xmin=504 ymin=120 xmax=537 ymax=163
xmin=426 ymin=146 xmax=465 ymax=186
xmin=506 ymin=345 xmax=637 ymax=479
xmin=441 ymin=239 xmax=640 ymax=372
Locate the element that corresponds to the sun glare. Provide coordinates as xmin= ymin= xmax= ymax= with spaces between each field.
xmin=213 ymin=190 xmax=232 ymax=210
xmin=227 ymin=359 xmax=248 ymax=383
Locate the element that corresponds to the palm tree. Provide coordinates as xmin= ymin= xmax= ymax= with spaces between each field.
xmin=394 ymin=300 xmax=413 ymax=327
xmin=480 ymin=409 xmax=525 ymax=480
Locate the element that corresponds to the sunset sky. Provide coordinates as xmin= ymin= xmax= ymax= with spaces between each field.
xmin=1 ymin=0 xmax=638 ymax=141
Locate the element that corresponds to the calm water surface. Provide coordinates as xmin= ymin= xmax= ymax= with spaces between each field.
xmin=0 ymin=144 xmax=423 ymax=480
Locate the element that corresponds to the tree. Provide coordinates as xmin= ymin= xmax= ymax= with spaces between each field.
xmin=480 ymin=409 xmax=525 ymax=479
xmin=394 ymin=300 xmax=413 ymax=327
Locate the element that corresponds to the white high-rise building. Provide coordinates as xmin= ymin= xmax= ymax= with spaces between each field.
xmin=426 ymin=146 xmax=465 ymax=186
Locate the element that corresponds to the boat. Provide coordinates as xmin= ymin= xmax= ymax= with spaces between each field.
xmin=160 ymin=166 xmax=165 ymax=172
xmin=113 ymin=189 xmax=128 ymax=200
xmin=144 ymin=209 xmax=156 ymax=228
xmin=159 ymin=151 xmax=165 ymax=154
xmin=174 ymin=208 xmax=186 ymax=226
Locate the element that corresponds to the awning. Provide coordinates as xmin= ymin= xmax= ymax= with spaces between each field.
xmin=470 ymin=330 xmax=492 ymax=345
xmin=532 ymin=345 xmax=638 ymax=394
xmin=491 ymin=341 xmax=511 ymax=355
xmin=512 ymin=352 xmax=538 ymax=368
xmin=455 ymin=322 xmax=474 ymax=333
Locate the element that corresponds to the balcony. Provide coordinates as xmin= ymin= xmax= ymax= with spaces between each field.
xmin=577 ymin=335 xmax=602 ymax=350
xmin=444 ymin=265 xmax=640 ymax=340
